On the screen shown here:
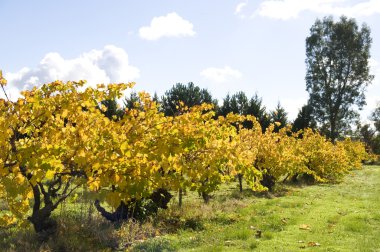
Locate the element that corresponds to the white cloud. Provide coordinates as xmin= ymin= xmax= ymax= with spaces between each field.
xmin=326 ymin=0 xmax=380 ymax=17
xmin=253 ymin=0 xmax=380 ymax=20
xmin=200 ymin=66 xmax=242 ymax=83
xmin=139 ymin=12 xmax=196 ymax=40
xmin=2 ymin=45 xmax=139 ymax=100
xmin=235 ymin=2 xmax=249 ymax=18
xmin=235 ymin=2 xmax=248 ymax=15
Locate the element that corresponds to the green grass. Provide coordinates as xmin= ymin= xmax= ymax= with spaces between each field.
xmin=0 ymin=166 xmax=379 ymax=251
xmin=135 ymin=166 xmax=380 ymax=252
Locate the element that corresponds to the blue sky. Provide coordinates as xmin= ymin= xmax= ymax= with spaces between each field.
xmin=1 ymin=0 xmax=379 ymax=121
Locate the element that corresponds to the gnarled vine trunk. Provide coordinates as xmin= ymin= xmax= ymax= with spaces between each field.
xmin=27 ymin=184 xmax=58 ymax=238
xmin=260 ymin=173 xmax=276 ymax=191
xmin=95 ymin=188 xmax=172 ymax=222
xmin=25 ymin=174 xmax=81 ymax=238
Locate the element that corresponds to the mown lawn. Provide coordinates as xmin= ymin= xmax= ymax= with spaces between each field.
xmin=133 ymin=166 xmax=380 ymax=252
xmin=0 ymin=166 xmax=379 ymax=251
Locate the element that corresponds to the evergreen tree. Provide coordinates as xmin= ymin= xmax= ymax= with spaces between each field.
xmin=292 ymin=104 xmax=316 ymax=132
xmin=270 ymin=102 xmax=288 ymax=132
xmin=161 ymin=82 xmax=216 ymax=116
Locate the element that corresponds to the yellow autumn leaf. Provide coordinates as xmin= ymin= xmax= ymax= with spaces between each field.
xmin=45 ymin=170 xmax=55 ymax=180
xmin=61 ymin=109 xmax=69 ymax=118
xmin=26 ymin=190 xmax=34 ymax=199
xmin=299 ymin=224 xmax=311 ymax=230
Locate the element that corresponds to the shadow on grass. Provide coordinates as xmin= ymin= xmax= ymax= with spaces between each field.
xmin=0 ymin=207 xmax=176 ymax=252
xmin=0 ymin=214 xmax=120 ymax=252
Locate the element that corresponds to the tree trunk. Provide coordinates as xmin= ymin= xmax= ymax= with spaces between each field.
xmin=94 ymin=200 xmax=129 ymax=222
xmin=178 ymin=188 xmax=183 ymax=207
xmin=238 ymin=174 xmax=243 ymax=193
xmin=28 ymin=210 xmax=57 ymax=235
xmin=260 ymin=173 xmax=276 ymax=191
xmin=290 ymin=173 xmax=298 ymax=183
xmin=95 ymin=189 xmax=172 ymax=222
xmin=201 ymin=191 xmax=210 ymax=204
xmin=330 ymin=117 xmax=337 ymax=143
xmin=27 ymin=185 xmax=57 ymax=239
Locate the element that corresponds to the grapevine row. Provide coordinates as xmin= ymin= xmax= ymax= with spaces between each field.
xmin=0 ymin=81 xmax=368 ymax=234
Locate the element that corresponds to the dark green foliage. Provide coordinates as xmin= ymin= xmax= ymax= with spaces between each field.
xmin=292 ymin=103 xmax=316 ymax=132
xmin=123 ymin=91 xmax=141 ymax=110
xmin=218 ymin=94 xmax=233 ymax=116
xmin=247 ymin=94 xmax=270 ymax=131
xmin=372 ymin=136 xmax=380 ymax=155
xmin=219 ymin=92 xmax=248 ymax=116
xmin=360 ymin=124 xmax=375 ymax=151
xmin=270 ymin=102 xmax=288 ymax=132
xmin=100 ymin=99 xmax=124 ymax=121
xmin=305 ymin=16 xmax=373 ymax=142
xmin=359 ymin=123 xmax=380 ymax=155
xmin=372 ymin=103 xmax=380 ymax=132
xmin=219 ymin=92 xmax=269 ymax=131
xmin=161 ymin=82 xmax=217 ymax=116
xmin=152 ymin=92 xmax=160 ymax=103
xmin=219 ymin=92 xmax=248 ymax=130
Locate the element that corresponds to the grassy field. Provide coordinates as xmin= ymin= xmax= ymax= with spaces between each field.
xmin=133 ymin=166 xmax=380 ymax=252
xmin=0 ymin=166 xmax=379 ymax=251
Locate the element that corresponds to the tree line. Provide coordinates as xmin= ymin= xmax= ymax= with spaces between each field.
xmin=119 ymin=16 xmax=379 ymax=154
xmin=116 ymin=77 xmax=379 ymax=155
